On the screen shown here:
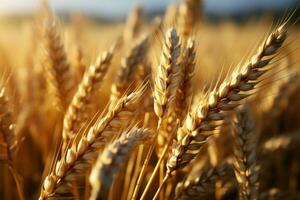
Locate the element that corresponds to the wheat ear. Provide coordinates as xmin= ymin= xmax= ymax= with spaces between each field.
xmin=43 ymin=15 xmax=72 ymax=110
xmin=178 ymin=0 xmax=202 ymax=42
xmin=166 ymin=23 xmax=287 ymax=175
xmin=267 ymin=69 xmax=298 ymax=118
xmin=62 ymin=49 xmax=114 ymax=148
xmin=89 ymin=127 xmax=150 ymax=200
xmin=110 ymin=36 xmax=149 ymax=105
xmin=175 ymin=163 xmax=228 ymax=199
xmin=123 ymin=6 xmax=142 ymax=42
xmin=0 ymin=87 xmax=18 ymax=161
xmin=153 ymin=28 xmax=181 ymax=124
xmin=233 ymin=106 xmax=259 ymax=200
xmin=0 ymin=86 xmax=24 ymax=200
xmin=164 ymin=4 xmax=178 ymax=27
xmin=157 ymin=29 xmax=185 ymax=143
xmin=156 ymin=39 xmax=194 ymax=159
xmin=74 ymin=45 xmax=87 ymax=81
xmin=39 ymin=85 xmax=146 ymax=199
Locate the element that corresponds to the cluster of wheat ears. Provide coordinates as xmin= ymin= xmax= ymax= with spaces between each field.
xmin=1 ymin=0 xmax=300 ymax=199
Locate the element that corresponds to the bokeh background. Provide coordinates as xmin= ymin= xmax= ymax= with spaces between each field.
xmin=0 ymin=0 xmax=298 ymax=19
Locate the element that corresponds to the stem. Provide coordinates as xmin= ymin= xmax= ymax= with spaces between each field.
xmin=89 ymin=181 xmax=103 ymax=200
xmin=84 ymin=175 xmax=91 ymax=200
xmin=3 ymin=123 xmax=24 ymax=200
xmin=71 ymin=180 xmax=80 ymax=200
xmin=130 ymin=137 xmax=157 ymax=200
xmin=159 ymin=162 xmax=165 ymax=200
xmin=139 ymin=133 xmax=173 ymax=200
xmin=152 ymin=174 xmax=169 ymax=200
xmin=127 ymin=145 xmax=144 ymax=200
xmin=130 ymin=120 xmax=161 ymax=200
xmin=122 ymin=150 xmax=137 ymax=200
xmin=165 ymin=179 xmax=173 ymax=199
xmin=8 ymin=164 xmax=24 ymax=200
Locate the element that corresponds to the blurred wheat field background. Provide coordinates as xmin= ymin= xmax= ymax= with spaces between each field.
xmin=1 ymin=0 xmax=300 ymax=199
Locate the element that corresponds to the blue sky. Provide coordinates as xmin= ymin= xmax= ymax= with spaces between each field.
xmin=0 ymin=0 xmax=297 ymax=18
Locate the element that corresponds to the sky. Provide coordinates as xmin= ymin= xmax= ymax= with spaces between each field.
xmin=0 ymin=0 xmax=297 ymax=18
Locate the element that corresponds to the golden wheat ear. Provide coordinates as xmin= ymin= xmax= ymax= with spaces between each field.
xmin=176 ymin=38 xmax=196 ymax=118
xmin=166 ymin=23 xmax=288 ymax=176
xmin=175 ymin=163 xmax=229 ymax=200
xmin=42 ymin=11 xmax=73 ymax=111
xmin=178 ymin=0 xmax=202 ymax=43
xmin=0 ymin=85 xmax=24 ymax=200
xmin=164 ymin=4 xmax=178 ymax=28
xmin=110 ymin=36 xmax=149 ymax=105
xmin=62 ymin=47 xmax=114 ymax=150
xmin=233 ymin=106 xmax=259 ymax=200
xmin=39 ymin=84 xmax=147 ymax=199
xmin=123 ymin=6 xmax=143 ymax=43
xmin=153 ymin=28 xmax=181 ymax=124
xmin=0 ymin=87 xmax=17 ymax=161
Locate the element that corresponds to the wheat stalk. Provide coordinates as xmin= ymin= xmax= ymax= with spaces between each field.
xmin=131 ymin=28 xmax=181 ymax=200
xmin=89 ymin=127 xmax=150 ymax=200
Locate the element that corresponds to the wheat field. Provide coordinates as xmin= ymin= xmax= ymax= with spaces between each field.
xmin=1 ymin=0 xmax=300 ymax=200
